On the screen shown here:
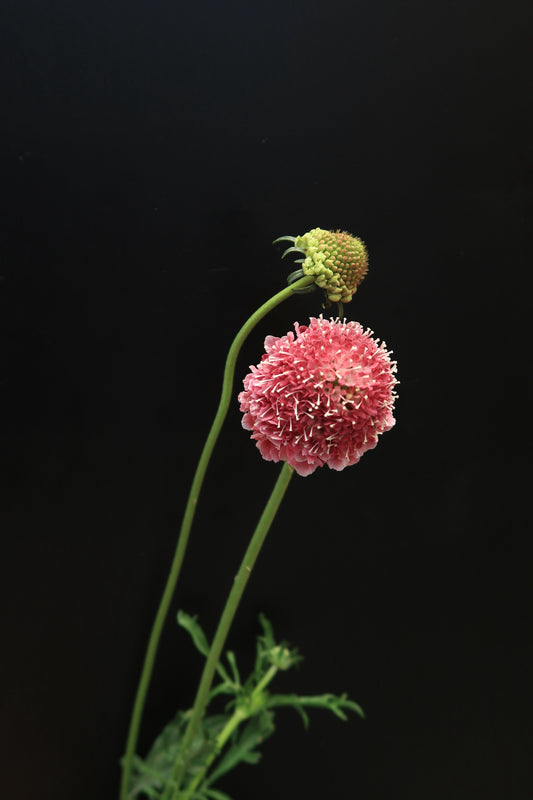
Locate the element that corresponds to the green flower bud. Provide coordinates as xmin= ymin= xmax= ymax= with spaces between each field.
xmin=267 ymin=644 xmax=302 ymax=671
xmin=294 ymin=228 xmax=368 ymax=304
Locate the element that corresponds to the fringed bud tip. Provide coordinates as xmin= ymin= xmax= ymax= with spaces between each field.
xmin=274 ymin=228 xmax=368 ymax=304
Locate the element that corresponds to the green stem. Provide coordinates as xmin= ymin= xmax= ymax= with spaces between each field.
xmin=182 ymin=664 xmax=280 ymax=798
xmin=251 ymin=664 xmax=279 ymax=698
xmin=120 ymin=276 xmax=313 ymax=800
xmin=164 ymin=462 xmax=295 ymax=800
xmin=181 ymin=707 xmax=246 ymax=800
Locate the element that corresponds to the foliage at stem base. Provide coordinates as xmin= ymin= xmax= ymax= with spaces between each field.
xmin=127 ymin=613 xmax=364 ymax=800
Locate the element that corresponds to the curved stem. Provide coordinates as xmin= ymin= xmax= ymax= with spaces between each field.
xmin=164 ymin=462 xmax=295 ymax=800
xmin=120 ymin=276 xmax=313 ymax=800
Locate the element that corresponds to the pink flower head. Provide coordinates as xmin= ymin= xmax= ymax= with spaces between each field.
xmin=239 ymin=316 xmax=398 ymax=477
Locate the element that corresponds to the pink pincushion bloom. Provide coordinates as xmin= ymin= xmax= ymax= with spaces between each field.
xmin=238 ymin=316 xmax=398 ymax=477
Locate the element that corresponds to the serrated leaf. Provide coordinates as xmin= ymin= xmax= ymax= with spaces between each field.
xmin=128 ymin=712 xmax=229 ymax=799
xmin=177 ymin=611 xmax=231 ymax=684
xmin=177 ymin=611 xmax=210 ymax=657
xmin=128 ymin=758 xmax=163 ymax=800
xmin=264 ymin=692 xmax=365 ymax=724
xmin=127 ymin=717 xmax=182 ymax=798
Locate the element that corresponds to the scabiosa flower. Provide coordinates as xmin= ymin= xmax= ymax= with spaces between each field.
xmin=239 ymin=316 xmax=397 ymax=477
xmin=276 ymin=228 xmax=368 ymax=304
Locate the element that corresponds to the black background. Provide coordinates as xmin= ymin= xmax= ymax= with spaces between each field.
xmin=1 ymin=1 xmax=531 ymax=798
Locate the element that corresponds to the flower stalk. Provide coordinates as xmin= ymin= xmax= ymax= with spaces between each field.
xmin=120 ymin=276 xmax=314 ymax=800
xmin=120 ymin=228 xmax=396 ymax=800
xmin=163 ymin=462 xmax=295 ymax=800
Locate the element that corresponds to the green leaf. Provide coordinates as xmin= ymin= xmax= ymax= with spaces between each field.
xmin=225 ymin=651 xmax=241 ymax=688
xmin=177 ymin=611 xmax=232 ymax=685
xmin=128 ymin=713 xmax=187 ymax=797
xmin=257 ymin=613 xmax=274 ymax=646
xmin=288 ymin=702 xmax=310 ymax=729
xmin=177 ymin=611 xmax=210 ymax=657
xmin=207 ymin=683 xmax=238 ymax=704
xmin=128 ymin=759 xmax=163 ymax=799
xmin=265 ymin=692 xmax=365 ymax=724
xmin=203 ymin=789 xmax=234 ymax=800
xmin=253 ymin=614 xmax=276 ymax=675
xmin=128 ymin=711 xmax=229 ymax=799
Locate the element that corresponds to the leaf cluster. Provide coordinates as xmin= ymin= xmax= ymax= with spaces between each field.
xmin=128 ymin=613 xmax=364 ymax=800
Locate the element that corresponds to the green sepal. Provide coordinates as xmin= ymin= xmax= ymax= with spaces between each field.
xmin=272 ymin=235 xmax=296 ymax=244
xmin=286 ymin=268 xmax=316 ymax=294
xmin=286 ymin=268 xmax=304 ymax=284
xmin=281 ymin=245 xmax=306 ymax=259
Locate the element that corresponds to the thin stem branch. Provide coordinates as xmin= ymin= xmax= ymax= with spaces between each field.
xmin=181 ymin=661 xmax=280 ymax=798
xmin=120 ymin=276 xmax=314 ymax=800
xmin=164 ymin=462 xmax=295 ymax=800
